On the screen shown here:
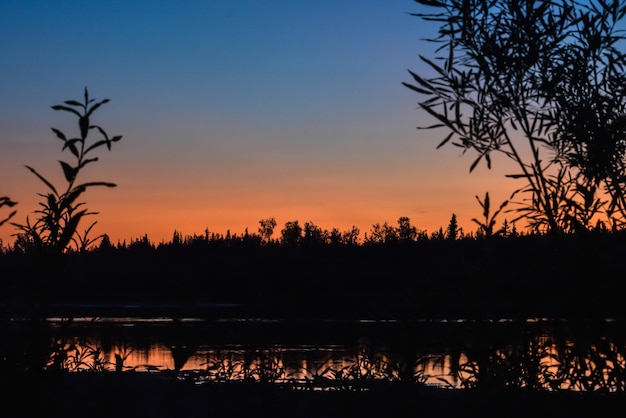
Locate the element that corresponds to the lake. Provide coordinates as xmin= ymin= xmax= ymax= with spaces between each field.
xmin=43 ymin=309 xmax=626 ymax=392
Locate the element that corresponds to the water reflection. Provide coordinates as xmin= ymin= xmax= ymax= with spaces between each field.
xmin=49 ymin=317 xmax=626 ymax=391
xmin=58 ymin=339 xmax=542 ymax=390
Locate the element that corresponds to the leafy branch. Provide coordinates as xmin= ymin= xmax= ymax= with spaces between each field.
xmin=405 ymin=0 xmax=626 ymax=233
xmin=13 ymin=87 xmax=122 ymax=252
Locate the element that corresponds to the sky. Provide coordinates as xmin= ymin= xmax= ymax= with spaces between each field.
xmin=0 ymin=0 xmax=520 ymax=245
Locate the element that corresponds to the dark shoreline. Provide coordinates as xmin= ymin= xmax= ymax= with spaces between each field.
xmin=4 ymin=373 xmax=626 ymax=418
xmin=4 ymin=231 xmax=626 ymax=320
xmin=4 ymin=233 xmax=626 ymax=416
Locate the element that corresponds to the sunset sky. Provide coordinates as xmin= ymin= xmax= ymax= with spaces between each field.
xmin=0 ymin=0 xmax=520 ymax=245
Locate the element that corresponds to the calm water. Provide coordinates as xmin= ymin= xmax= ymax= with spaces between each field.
xmin=46 ymin=315 xmax=626 ymax=391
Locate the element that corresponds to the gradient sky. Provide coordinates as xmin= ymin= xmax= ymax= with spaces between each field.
xmin=0 ymin=0 xmax=520 ymax=245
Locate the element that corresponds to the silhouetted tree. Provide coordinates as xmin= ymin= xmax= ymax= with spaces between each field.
xmin=97 ymin=233 xmax=114 ymax=251
xmin=128 ymin=234 xmax=153 ymax=251
xmin=405 ymin=0 xmax=626 ymax=233
xmin=430 ymin=227 xmax=445 ymax=241
xmin=329 ymin=228 xmax=342 ymax=245
xmin=501 ymin=219 xmax=510 ymax=238
xmin=446 ymin=213 xmax=458 ymax=241
xmin=342 ymin=226 xmax=361 ymax=245
xmin=366 ymin=222 xmax=398 ymax=244
xmin=172 ymin=229 xmax=183 ymax=246
xmin=258 ymin=217 xmax=277 ymax=244
xmin=397 ymin=216 xmax=417 ymax=242
xmin=280 ymin=220 xmax=302 ymax=246
xmin=11 ymin=233 xmax=34 ymax=254
xmin=327 ymin=226 xmax=360 ymax=245
xmin=303 ymin=221 xmax=325 ymax=246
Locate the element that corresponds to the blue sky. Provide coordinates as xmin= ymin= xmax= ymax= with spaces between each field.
xmin=0 ymin=0 xmax=517 ymax=244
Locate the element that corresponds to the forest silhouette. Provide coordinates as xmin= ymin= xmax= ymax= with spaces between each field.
xmin=2 ymin=215 xmax=626 ymax=320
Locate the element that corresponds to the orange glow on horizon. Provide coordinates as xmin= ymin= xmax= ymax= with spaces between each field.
xmin=0 ymin=147 xmax=526 ymax=247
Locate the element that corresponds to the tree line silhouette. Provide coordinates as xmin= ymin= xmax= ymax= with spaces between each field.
xmin=3 ymin=214 xmax=626 ymax=320
xmin=2 ymin=212 xmax=520 ymax=254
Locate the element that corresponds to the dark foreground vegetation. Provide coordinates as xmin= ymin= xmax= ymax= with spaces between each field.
xmin=3 ymin=229 xmax=626 ymax=417
xmin=2 ymin=228 xmax=626 ymax=320
xmin=5 ymin=374 xmax=626 ymax=418
xmin=2 ymin=228 xmax=626 ymax=417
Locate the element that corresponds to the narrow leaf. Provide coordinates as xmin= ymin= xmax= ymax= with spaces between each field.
xmin=484 ymin=192 xmax=491 ymax=218
xmin=92 ymin=125 xmax=109 ymax=139
xmin=471 ymin=217 xmax=483 ymax=227
xmin=422 ymin=104 xmax=456 ymax=131
xmin=62 ymin=186 xmax=86 ymax=209
xmin=469 ymin=154 xmax=483 ymax=172
xmin=64 ymin=100 xmax=84 ymax=108
xmin=0 ymin=210 xmax=16 ymax=226
xmin=62 ymin=138 xmax=81 ymax=158
xmin=48 ymin=194 xmax=61 ymax=218
xmin=402 ymin=82 xmax=432 ymax=95
xmin=414 ymin=0 xmax=445 ymax=6
xmin=419 ymin=54 xmax=447 ymax=77
xmin=74 ymin=181 xmax=117 ymax=189
xmin=78 ymin=157 xmax=99 ymax=169
xmin=58 ymin=209 xmax=86 ymax=251
xmin=51 ymin=105 xmax=81 ymax=117
xmin=51 ymin=128 xmax=67 ymax=141
xmin=86 ymin=99 xmax=110 ymax=117
xmin=0 ymin=197 xmax=17 ymax=208
xmin=84 ymin=140 xmax=109 ymax=154
xmin=437 ymin=131 xmax=455 ymax=149
xmin=25 ymin=165 xmax=57 ymax=195
xmin=59 ymin=161 xmax=77 ymax=183
xmin=407 ymin=69 xmax=436 ymax=92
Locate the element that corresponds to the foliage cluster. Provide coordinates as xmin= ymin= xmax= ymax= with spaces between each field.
xmin=405 ymin=0 xmax=626 ymax=233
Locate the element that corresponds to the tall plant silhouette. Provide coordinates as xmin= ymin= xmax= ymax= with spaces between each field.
xmin=471 ymin=192 xmax=508 ymax=238
xmin=404 ymin=0 xmax=626 ymax=233
xmin=13 ymin=87 xmax=122 ymax=252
